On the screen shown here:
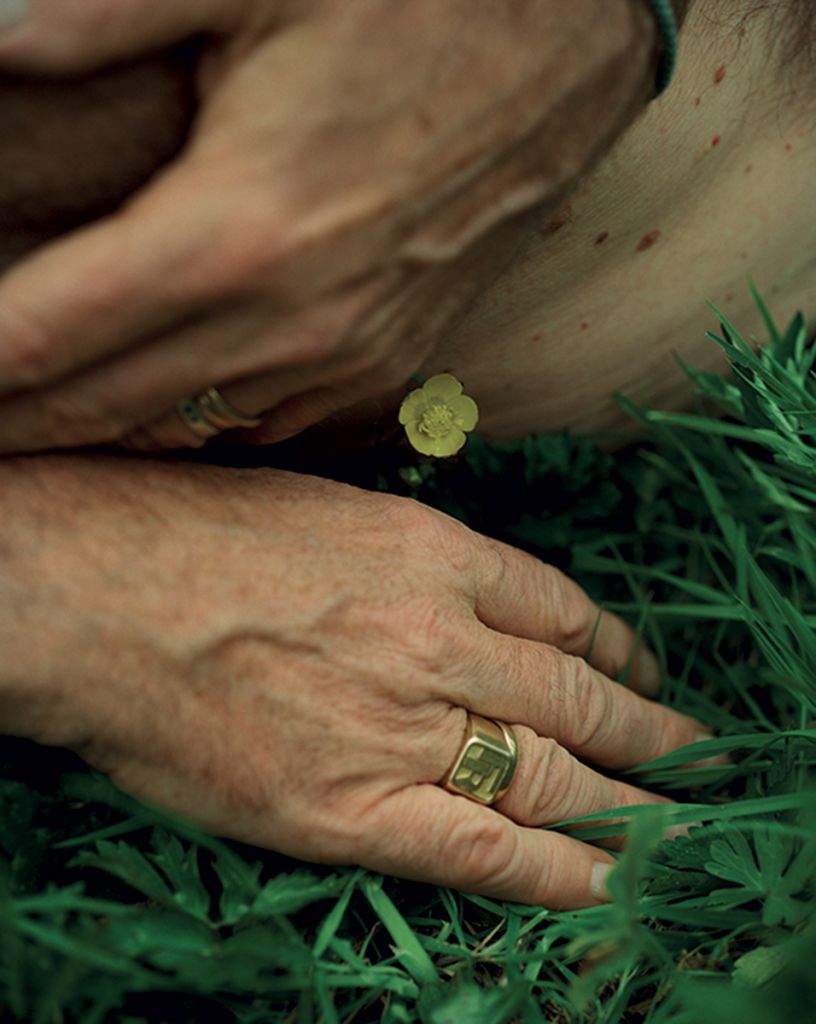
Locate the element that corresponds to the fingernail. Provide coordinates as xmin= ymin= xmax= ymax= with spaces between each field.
xmin=590 ymin=862 xmax=614 ymax=903
xmin=0 ymin=0 xmax=27 ymax=31
xmin=663 ymin=821 xmax=703 ymax=841
xmin=691 ymin=730 xmax=730 ymax=767
xmin=638 ymin=647 xmax=662 ymax=696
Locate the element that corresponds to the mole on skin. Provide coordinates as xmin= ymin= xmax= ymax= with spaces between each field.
xmin=636 ymin=229 xmax=661 ymax=252
xmin=545 ymin=204 xmax=574 ymax=234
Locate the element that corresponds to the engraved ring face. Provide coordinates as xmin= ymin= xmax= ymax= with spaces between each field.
xmin=442 ymin=714 xmax=519 ymax=805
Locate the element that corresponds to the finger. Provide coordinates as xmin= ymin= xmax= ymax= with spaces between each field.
xmin=113 ymin=275 xmax=413 ymax=452
xmin=244 ymin=386 xmax=408 ymax=456
xmin=0 ymin=278 xmax=385 ymax=453
xmin=0 ymin=304 xmax=267 ymax=452
xmin=127 ymin=342 xmax=412 ymax=452
xmin=364 ymin=784 xmax=615 ymax=909
xmin=456 ymin=626 xmax=705 ymax=771
xmin=492 ymin=724 xmax=670 ymax=836
xmin=0 ymin=157 xmax=250 ymax=397
xmin=131 ymin=378 xmax=383 ymax=452
xmin=470 ymin=537 xmax=661 ymax=695
xmin=0 ymin=0 xmax=253 ymax=75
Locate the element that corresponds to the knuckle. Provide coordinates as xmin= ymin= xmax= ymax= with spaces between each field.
xmin=518 ymin=735 xmax=582 ymax=823
xmin=384 ymin=497 xmax=456 ymax=553
xmin=446 ymin=814 xmax=520 ymax=892
xmin=204 ymin=201 xmax=336 ymax=316
xmin=172 ymin=199 xmax=286 ymax=304
xmin=568 ymin=657 xmax=613 ymax=749
xmin=420 ymin=514 xmax=477 ymax=576
xmin=397 ymin=595 xmax=464 ymax=674
xmin=0 ymin=304 xmax=59 ymax=388
xmin=479 ymin=539 xmax=512 ymax=595
xmin=545 ymin=568 xmax=593 ymax=652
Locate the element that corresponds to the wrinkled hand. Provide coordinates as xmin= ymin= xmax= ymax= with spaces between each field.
xmin=0 ymin=456 xmax=709 ymax=907
xmin=0 ymin=0 xmax=657 ymax=453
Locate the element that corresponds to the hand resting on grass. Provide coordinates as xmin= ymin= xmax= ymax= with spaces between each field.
xmin=0 ymin=456 xmax=710 ymax=908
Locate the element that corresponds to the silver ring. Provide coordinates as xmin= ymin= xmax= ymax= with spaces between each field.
xmin=177 ymin=387 xmax=262 ymax=440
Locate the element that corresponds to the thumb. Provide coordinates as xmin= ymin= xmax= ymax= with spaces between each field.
xmin=0 ymin=0 xmax=259 ymax=75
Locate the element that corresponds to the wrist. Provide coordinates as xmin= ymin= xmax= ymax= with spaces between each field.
xmin=0 ymin=458 xmax=91 ymax=748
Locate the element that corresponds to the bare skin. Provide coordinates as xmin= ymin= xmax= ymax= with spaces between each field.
xmin=0 ymin=4 xmax=810 ymax=450
xmin=428 ymin=2 xmax=816 ymax=438
xmin=0 ymin=455 xmax=708 ymax=908
xmin=0 ymin=0 xmax=665 ymax=453
xmin=0 ymin=53 xmax=195 ymax=264
xmin=0 ymin=2 xmax=798 ymax=909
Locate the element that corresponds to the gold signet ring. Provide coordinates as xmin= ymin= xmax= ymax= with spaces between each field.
xmin=442 ymin=714 xmax=518 ymax=805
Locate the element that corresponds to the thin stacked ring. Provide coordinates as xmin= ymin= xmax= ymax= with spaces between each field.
xmin=177 ymin=387 xmax=263 ymax=440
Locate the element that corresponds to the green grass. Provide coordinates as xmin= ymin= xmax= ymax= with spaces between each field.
xmin=2 ymin=289 xmax=815 ymax=1023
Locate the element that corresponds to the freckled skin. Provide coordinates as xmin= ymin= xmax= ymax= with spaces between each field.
xmin=405 ymin=0 xmax=814 ymax=440
xmin=636 ymin=229 xmax=661 ymax=252
xmin=0 ymin=0 xmax=812 ymax=447
xmin=544 ymin=203 xmax=574 ymax=234
xmin=422 ymin=0 xmax=816 ymax=441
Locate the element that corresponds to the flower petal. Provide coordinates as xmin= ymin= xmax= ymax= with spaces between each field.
xmin=431 ymin=428 xmax=467 ymax=457
xmin=404 ymin=420 xmax=439 ymax=455
xmin=449 ymin=395 xmax=479 ymax=432
xmin=398 ymin=389 xmax=426 ymax=425
xmin=422 ymin=373 xmax=463 ymax=401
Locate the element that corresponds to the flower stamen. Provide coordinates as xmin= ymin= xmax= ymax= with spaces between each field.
xmin=419 ymin=402 xmax=455 ymax=439
xmin=398 ymin=373 xmax=479 ymax=458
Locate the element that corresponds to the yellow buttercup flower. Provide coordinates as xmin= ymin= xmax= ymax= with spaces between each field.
xmin=399 ymin=373 xmax=479 ymax=457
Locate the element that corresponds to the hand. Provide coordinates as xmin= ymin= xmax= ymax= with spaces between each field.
xmin=0 ymin=455 xmax=709 ymax=907
xmin=0 ymin=0 xmax=659 ymax=453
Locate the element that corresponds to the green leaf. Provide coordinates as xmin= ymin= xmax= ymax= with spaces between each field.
xmin=733 ymin=944 xmax=793 ymax=987
xmin=147 ymin=830 xmax=211 ymax=923
xmin=362 ymin=877 xmax=438 ymax=986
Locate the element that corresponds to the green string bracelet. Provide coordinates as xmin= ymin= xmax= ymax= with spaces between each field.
xmin=648 ymin=0 xmax=680 ymax=95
